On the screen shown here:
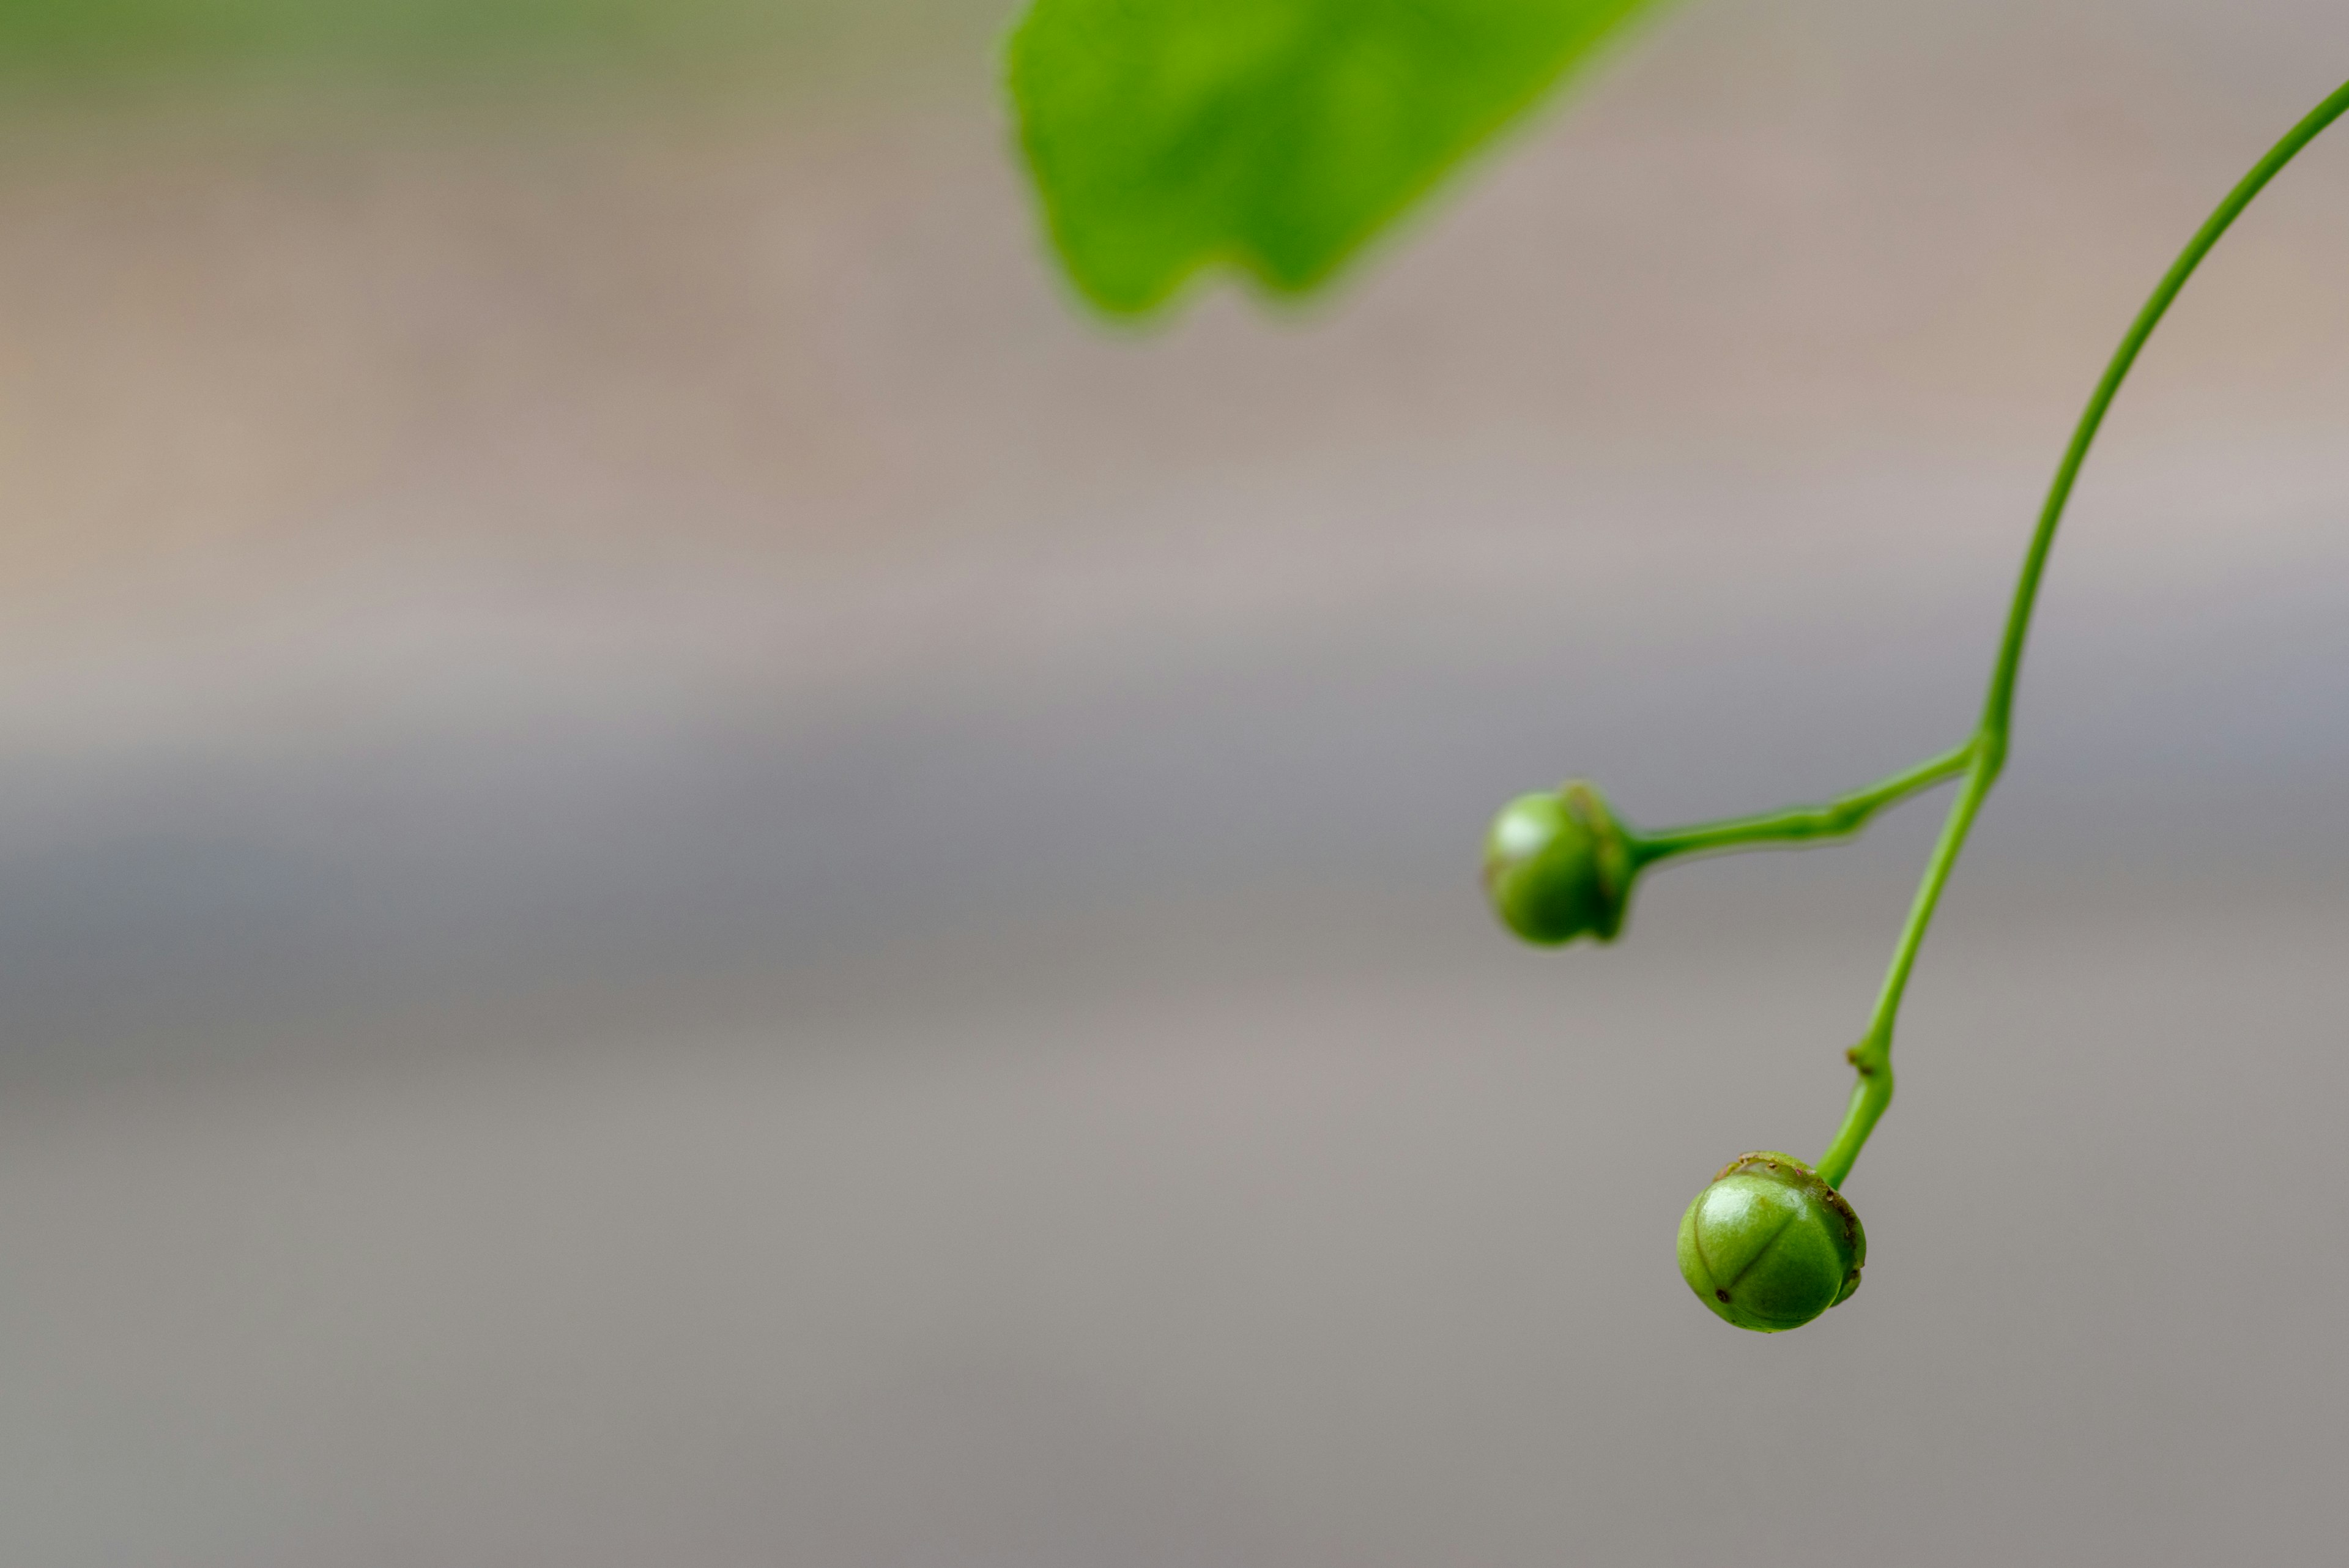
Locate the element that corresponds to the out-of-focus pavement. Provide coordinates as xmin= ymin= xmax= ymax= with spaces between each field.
xmin=0 ymin=1 xmax=2345 ymax=1562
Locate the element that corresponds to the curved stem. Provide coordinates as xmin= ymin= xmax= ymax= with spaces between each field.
xmin=1628 ymin=741 xmax=1975 ymax=867
xmin=1981 ymin=79 xmax=2349 ymax=746
xmin=1816 ymin=75 xmax=2349 ymax=1191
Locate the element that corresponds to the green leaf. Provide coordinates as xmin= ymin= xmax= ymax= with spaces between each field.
xmin=1006 ymin=0 xmax=1670 ymax=316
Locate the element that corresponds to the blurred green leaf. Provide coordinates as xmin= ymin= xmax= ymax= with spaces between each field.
xmin=1007 ymin=0 xmax=1670 ymax=316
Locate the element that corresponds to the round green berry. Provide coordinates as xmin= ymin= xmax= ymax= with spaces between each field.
xmin=1482 ymin=781 xmax=1634 ymax=945
xmin=1677 ymin=1152 xmax=1866 ymax=1332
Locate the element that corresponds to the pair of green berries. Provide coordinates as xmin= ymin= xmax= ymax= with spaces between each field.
xmin=1480 ymin=80 xmax=2349 ymax=1332
xmin=1485 ymin=785 xmax=1866 ymax=1331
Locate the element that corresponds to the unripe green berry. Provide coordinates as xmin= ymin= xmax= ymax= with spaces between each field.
xmin=1482 ymin=781 xmax=1634 ymax=945
xmin=1677 ymin=1152 xmax=1865 ymax=1332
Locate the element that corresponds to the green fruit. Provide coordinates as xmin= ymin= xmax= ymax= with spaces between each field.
xmin=1482 ymin=781 xmax=1634 ymax=945
xmin=1678 ymin=1152 xmax=1866 ymax=1332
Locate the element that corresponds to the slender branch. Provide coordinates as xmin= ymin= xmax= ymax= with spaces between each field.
xmin=1628 ymin=741 xmax=1976 ymax=867
xmin=1815 ymin=75 xmax=2349 ymax=1190
xmin=1816 ymin=763 xmax=1992 ymax=1187
xmin=1980 ymin=77 xmax=2349 ymax=751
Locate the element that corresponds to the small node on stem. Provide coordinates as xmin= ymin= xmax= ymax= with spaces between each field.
xmin=1677 ymin=1152 xmax=1866 ymax=1333
xmin=1482 ymin=781 xmax=1634 ymax=945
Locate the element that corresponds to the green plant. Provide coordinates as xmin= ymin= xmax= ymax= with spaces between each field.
xmin=1009 ymin=3 xmax=2348 ymax=1331
xmin=1008 ymin=0 xmax=1673 ymax=314
xmin=1616 ymin=78 xmax=2345 ymax=1326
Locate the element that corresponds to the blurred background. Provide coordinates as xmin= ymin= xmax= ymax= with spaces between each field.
xmin=1 ymin=1 xmax=2346 ymax=1562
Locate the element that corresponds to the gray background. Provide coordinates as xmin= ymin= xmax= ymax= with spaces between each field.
xmin=0 ymin=1 xmax=2346 ymax=1562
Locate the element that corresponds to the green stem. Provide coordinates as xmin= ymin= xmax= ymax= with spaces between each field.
xmin=1814 ymin=75 xmax=2349 ymax=1192
xmin=1628 ymin=741 xmax=1976 ymax=867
